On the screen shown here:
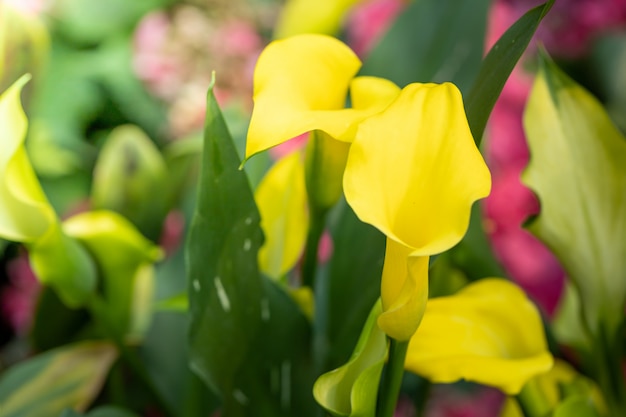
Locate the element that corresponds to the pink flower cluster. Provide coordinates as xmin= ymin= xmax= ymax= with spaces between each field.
xmin=133 ymin=4 xmax=265 ymax=138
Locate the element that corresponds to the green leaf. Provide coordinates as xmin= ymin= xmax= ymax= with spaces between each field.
xmin=465 ymin=0 xmax=554 ymax=143
xmin=317 ymin=200 xmax=384 ymax=372
xmin=0 ymin=341 xmax=118 ymax=417
xmin=360 ymin=0 xmax=490 ymax=94
xmin=59 ymin=405 xmax=140 ymax=417
xmin=30 ymin=286 xmax=90 ymax=351
xmin=552 ymin=397 xmax=601 ymax=417
xmin=449 ymin=0 xmax=554 ymax=281
xmin=187 ymin=79 xmax=315 ymax=416
xmin=522 ymin=54 xmax=626 ymax=338
xmin=313 ymin=301 xmax=387 ymax=417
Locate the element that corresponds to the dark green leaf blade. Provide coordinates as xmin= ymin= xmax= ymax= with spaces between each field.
xmin=187 ymin=79 xmax=314 ymax=416
xmin=465 ymin=0 xmax=554 ymax=143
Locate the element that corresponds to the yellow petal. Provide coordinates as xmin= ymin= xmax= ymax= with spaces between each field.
xmin=255 ymin=151 xmax=309 ymax=280
xmin=377 ymin=238 xmax=429 ymax=341
xmin=343 ymin=82 xmax=491 ymax=255
xmin=404 ymin=279 xmax=554 ymax=394
xmin=350 ymin=76 xmax=401 ymax=111
xmin=0 ymin=74 xmax=54 ymax=242
xmin=246 ymin=34 xmax=361 ymax=159
xmin=275 ymin=0 xmax=363 ymax=38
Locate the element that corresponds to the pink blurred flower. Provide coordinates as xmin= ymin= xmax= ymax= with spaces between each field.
xmin=268 ymin=133 xmax=310 ymax=160
xmin=159 ymin=210 xmax=186 ymax=257
xmin=0 ymin=254 xmax=41 ymax=334
xmin=345 ymin=0 xmax=407 ymax=57
xmin=2 ymin=0 xmax=50 ymax=16
xmin=425 ymin=385 xmax=504 ymax=417
xmin=490 ymin=0 xmax=626 ymax=58
xmin=132 ymin=6 xmax=264 ymax=138
xmin=395 ymin=395 xmax=417 ymax=417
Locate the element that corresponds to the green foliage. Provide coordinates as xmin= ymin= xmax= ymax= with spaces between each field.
xmin=523 ymin=54 xmax=626 ymax=339
xmin=0 ymin=342 xmax=118 ymax=417
xmin=186 ymin=80 xmax=315 ymax=416
xmin=313 ymin=301 xmax=387 ymax=417
xmin=465 ymin=0 xmax=555 ymax=143
xmin=361 ymin=0 xmax=490 ymax=93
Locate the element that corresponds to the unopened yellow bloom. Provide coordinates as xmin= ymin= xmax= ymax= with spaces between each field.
xmin=404 ymin=279 xmax=553 ymax=394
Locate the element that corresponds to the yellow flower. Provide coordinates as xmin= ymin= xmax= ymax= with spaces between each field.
xmin=246 ymin=34 xmax=491 ymax=341
xmin=245 ymin=34 xmax=399 ymax=161
xmin=344 ymin=82 xmax=491 ymax=340
xmin=404 ymin=279 xmax=553 ymax=394
xmin=255 ymin=150 xmax=309 ymax=280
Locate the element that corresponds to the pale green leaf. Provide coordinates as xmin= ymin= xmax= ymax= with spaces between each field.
xmin=314 ymin=301 xmax=387 ymax=417
xmin=0 ymin=341 xmax=118 ymax=417
xmin=522 ymin=55 xmax=626 ymax=337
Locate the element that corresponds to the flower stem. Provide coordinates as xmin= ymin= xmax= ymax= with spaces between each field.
xmin=301 ymin=208 xmax=326 ymax=288
xmin=377 ymin=338 xmax=409 ymax=417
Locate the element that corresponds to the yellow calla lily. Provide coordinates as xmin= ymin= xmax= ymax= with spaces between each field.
xmin=404 ymin=279 xmax=553 ymax=395
xmin=344 ymin=82 xmax=490 ymax=256
xmin=245 ymin=34 xmax=400 ymax=160
xmin=343 ymin=81 xmax=491 ymax=340
xmin=0 ymin=75 xmax=96 ymax=306
xmin=275 ymin=0 xmax=364 ymax=38
xmin=0 ymin=74 xmax=52 ymax=242
xmin=255 ymin=151 xmax=309 ymax=280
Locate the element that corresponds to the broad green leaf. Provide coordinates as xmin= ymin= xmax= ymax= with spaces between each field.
xmin=522 ymin=55 xmax=626 ymax=338
xmin=187 ymin=79 xmax=315 ymax=416
xmin=360 ymin=0 xmax=490 ymax=93
xmin=255 ymin=150 xmax=309 ymax=280
xmin=465 ymin=0 xmax=554 ymax=143
xmin=91 ymin=125 xmax=168 ymax=240
xmin=0 ymin=341 xmax=117 ymax=417
xmin=313 ymin=301 xmax=387 ymax=417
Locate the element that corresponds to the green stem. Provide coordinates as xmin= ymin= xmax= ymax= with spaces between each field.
xmin=591 ymin=325 xmax=626 ymax=416
xmin=301 ymin=208 xmax=326 ymax=288
xmin=377 ymin=339 xmax=409 ymax=417
xmin=516 ymin=379 xmax=552 ymax=417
